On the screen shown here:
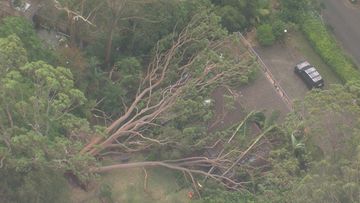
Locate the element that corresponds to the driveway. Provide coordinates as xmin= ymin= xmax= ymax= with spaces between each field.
xmin=322 ymin=0 xmax=360 ymax=67
xmin=237 ymin=73 xmax=290 ymax=120
xmin=254 ymin=31 xmax=341 ymax=105
xmin=208 ymin=38 xmax=292 ymax=131
xmin=255 ymin=43 xmax=309 ymax=100
xmin=209 ymin=70 xmax=291 ymax=133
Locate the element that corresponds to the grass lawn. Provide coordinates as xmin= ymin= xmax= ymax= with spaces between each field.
xmin=287 ymin=31 xmax=342 ymax=86
xmin=71 ymin=165 xmax=192 ymax=203
xmin=104 ymin=167 xmax=190 ymax=203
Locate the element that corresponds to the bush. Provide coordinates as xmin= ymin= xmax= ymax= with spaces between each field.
xmin=98 ymin=184 xmax=113 ymax=202
xmin=217 ymin=6 xmax=246 ymax=32
xmin=257 ymin=24 xmax=275 ymax=46
xmin=272 ymin=19 xmax=287 ymax=40
xmin=301 ymin=16 xmax=360 ymax=82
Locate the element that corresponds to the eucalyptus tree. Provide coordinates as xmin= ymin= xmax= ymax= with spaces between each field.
xmin=0 ymin=35 xmax=27 ymax=74
xmin=261 ymin=83 xmax=360 ymax=203
xmin=0 ymin=35 xmax=93 ymax=202
xmin=293 ymin=83 xmax=360 ymax=202
xmin=0 ymin=16 xmax=53 ymax=62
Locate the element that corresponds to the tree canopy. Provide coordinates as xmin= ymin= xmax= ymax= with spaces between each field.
xmin=1 ymin=0 xmax=360 ymax=202
xmin=0 ymin=35 xmax=93 ymax=202
xmin=0 ymin=17 xmax=55 ymax=62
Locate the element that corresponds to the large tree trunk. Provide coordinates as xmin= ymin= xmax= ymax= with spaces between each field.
xmin=104 ymin=19 xmax=117 ymax=67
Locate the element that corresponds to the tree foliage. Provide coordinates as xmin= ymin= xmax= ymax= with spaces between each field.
xmin=256 ymin=24 xmax=275 ymax=46
xmin=0 ymin=35 xmax=93 ymax=202
xmin=0 ymin=35 xmax=27 ymax=74
xmin=211 ymin=0 xmax=269 ymax=32
xmin=4 ymin=1 xmax=359 ymax=202
xmin=0 ymin=17 xmax=55 ymax=62
xmin=279 ymin=0 xmax=310 ymax=23
xmin=256 ymin=83 xmax=360 ymax=202
xmin=302 ymin=15 xmax=360 ymax=83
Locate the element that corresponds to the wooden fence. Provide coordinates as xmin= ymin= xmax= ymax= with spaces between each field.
xmin=237 ymin=32 xmax=293 ymax=111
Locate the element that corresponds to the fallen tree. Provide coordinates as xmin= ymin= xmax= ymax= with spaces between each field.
xmin=90 ymin=123 xmax=279 ymax=193
xmin=81 ymin=12 xmax=257 ymax=157
xmin=79 ymin=11 xmax=275 ymax=193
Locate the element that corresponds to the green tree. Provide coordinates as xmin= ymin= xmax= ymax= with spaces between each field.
xmin=272 ymin=19 xmax=287 ymax=40
xmin=0 ymin=36 xmax=93 ymax=202
xmin=217 ymin=5 xmax=246 ymax=32
xmin=0 ymin=17 xmax=54 ymax=62
xmin=0 ymin=35 xmax=27 ymax=74
xmin=277 ymin=83 xmax=360 ymax=202
xmin=279 ymin=0 xmax=309 ymax=23
xmin=1 ymin=60 xmax=88 ymax=137
xmin=211 ymin=0 xmax=265 ymax=32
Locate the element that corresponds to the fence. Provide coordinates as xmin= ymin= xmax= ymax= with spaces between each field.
xmin=237 ymin=32 xmax=293 ymax=111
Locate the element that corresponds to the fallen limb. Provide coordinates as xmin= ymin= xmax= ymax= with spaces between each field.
xmin=90 ymin=159 xmax=248 ymax=192
xmin=222 ymin=125 xmax=276 ymax=176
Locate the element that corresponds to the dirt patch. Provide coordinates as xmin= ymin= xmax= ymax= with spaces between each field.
xmin=209 ymin=73 xmax=290 ymax=131
xmin=208 ymin=87 xmax=246 ymax=132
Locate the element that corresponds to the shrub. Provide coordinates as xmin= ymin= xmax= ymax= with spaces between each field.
xmin=301 ymin=16 xmax=360 ymax=82
xmin=257 ymin=24 xmax=275 ymax=46
xmin=272 ymin=19 xmax=287 ymax=40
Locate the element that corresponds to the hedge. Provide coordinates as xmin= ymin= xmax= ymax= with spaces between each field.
xmin=301 ymin=16 xmax=360 ymax=83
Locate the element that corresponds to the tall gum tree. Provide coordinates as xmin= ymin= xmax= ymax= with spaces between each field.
xmin=0 ymin=35 xmax=94 ymax=202
xmin=280 ymin=83 xmax=360 ymax=202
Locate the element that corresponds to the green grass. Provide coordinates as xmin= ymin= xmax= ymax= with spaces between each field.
xmin=287 ymin=31 xmax=342 ymax=86
xmin=103 ymin=167 xmax=190 ymax=203
xmin=71 ymin=165 xmax=192 ymax=203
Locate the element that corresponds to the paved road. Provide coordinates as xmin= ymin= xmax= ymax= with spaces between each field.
xmin=322 ymin=0 xmax=360 ymax=67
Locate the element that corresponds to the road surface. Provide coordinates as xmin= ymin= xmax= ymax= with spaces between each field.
xmin=322 ymin=0 xmax=360 ymax=67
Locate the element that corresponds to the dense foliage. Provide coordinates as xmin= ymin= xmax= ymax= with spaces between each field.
xmin=0 ymin=17 xmax=56 ymax=62
xmin=256 ymin=24 xmax=275 ymax=46
xmin=0 ymin=35 xmax=94 ymax=202
xmin=1 ymin=1 xmax=261 ymax=202
xmin=302 ymin=16 xmax=360 ymax=82
xmin=211 ymin=0 xmax=269 ymax=32
xmin=1 ymin=0 xmax=360 ymax=202
xmin=281 ymin=83 xmax=360 ymax=202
